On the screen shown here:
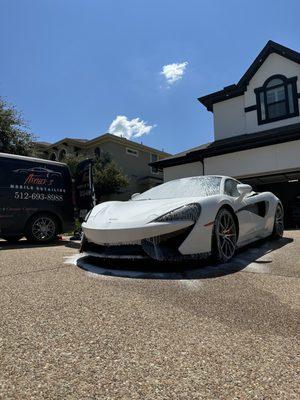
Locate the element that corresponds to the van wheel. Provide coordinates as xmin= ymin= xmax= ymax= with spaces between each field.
xmin=25 ymin=213 xmax=58 ymax=244
xmin=1 ymin=235 xmax=23 ymax=243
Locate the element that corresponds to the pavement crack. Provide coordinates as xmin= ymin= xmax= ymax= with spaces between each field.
xmin=0 ymin=265 xmax=69 ymax=279
xmin=240 ymin=269 xmax=299 ymax=279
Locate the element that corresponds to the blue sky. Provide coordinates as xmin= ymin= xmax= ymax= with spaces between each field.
xmin=0 ymin=0 xmax=299 ymax=155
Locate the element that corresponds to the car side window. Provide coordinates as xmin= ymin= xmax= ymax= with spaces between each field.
xmin=224 ymin=179 xmax=240 ymax=197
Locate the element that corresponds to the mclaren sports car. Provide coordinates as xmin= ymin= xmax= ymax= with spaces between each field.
xmin=81 ymin=176 xmax=284 ymax=262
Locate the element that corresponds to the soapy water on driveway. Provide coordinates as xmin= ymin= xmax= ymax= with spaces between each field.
xmin=64 ymin=234 xmax=298 ymax=280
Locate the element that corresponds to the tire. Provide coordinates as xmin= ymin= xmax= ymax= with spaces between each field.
xmin=271 ymin=204 xmax=284 ymax=240
xmin=1 ymin=235 xmax=23 ymax=243
xmin=25 ymin=213 xmax=58 ymax=244
xmin=212 ymin=208 xmax=238 ymax=263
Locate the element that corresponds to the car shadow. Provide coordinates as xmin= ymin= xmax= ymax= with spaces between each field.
xmin=76 ymin=236 xmax=293 ymax=280
xmin=0 ymin=237 xmax=70 ymax=250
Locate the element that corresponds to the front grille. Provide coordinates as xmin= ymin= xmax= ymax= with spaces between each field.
xmin=83 ymin=241 xmax=148 ymax=259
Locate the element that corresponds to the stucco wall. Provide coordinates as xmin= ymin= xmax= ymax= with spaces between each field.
xmin=164 ymin=161 xmax=203 ymax=181
xmin=204 ymin=140 xmax=300 ymax=178
xmin=88 ymin=141 xmax=163 ymax=195
xmin=89 ymin=141 xmax=160 ymax=179
xmin=213 ymin=96 xmax=246 ymax=140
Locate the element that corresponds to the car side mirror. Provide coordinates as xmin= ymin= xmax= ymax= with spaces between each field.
xmin=131 ymin=193 xmax=140 ymax=200
xmin=237 ymin=184 xmax=252 ymax=198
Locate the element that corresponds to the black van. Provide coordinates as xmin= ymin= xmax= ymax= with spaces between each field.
xmin=0 ymin=153 xmax=74 ymax=243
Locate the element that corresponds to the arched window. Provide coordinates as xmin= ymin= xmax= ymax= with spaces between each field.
xmin=58 ymin=149 xmax=66 ymax=161
xmin=255 ymin=75 xmax=299 ymax=125
xmin=94 ymin=147 xmax=101 ymax=158
xmin=50 ymin=153 xmax=57 ymax=161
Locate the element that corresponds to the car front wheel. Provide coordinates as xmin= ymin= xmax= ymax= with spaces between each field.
xmin=212 ymin=208 xmax=237 ymax=263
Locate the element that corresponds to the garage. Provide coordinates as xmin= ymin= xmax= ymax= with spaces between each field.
xmin=242 ymin=172 xmax=300 ymax=228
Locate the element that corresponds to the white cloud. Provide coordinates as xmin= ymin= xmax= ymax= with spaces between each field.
xmin=108 ymin=115 xmax=155 ymax=140
xmin=161 ymin=61 xmax=188 ymax=85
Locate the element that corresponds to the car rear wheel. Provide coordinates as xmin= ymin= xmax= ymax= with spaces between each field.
xmin=212 ymin=208 xmax=237 ymax=263
xmin=25 ymin=213 xmax=58 ymax=244
xmin=271 ymin=204 xmax=284 ymax=240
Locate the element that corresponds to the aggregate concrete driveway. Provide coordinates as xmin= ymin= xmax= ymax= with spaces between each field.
xmin=0 ymin=232 xmax=299 ymax=399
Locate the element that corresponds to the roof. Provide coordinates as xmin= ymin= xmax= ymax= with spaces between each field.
xmin=199 ymin=40 xmax=300 ymax=111
xmin=36 ymin=133 xmax=170 ymax=158
xmin=35 ymin=141 xmax=51 ymax=147
xmin=151 ymin=123 xmax=300 ymax=168
xmin=86 ymin=133 xmax=170 ymax=157
xmin=150 ymin=142 xmax=211 ymax=168
xmin=36 ymin=138 xmax=88 ymax=147
xmin=163 ymin=142 xmax=212 ymax=159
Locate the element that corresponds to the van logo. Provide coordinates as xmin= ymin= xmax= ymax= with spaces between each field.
xmin=13 ymin=167 xmax=62 ymax=186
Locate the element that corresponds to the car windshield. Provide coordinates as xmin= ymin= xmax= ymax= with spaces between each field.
xmin=134 ymin=176 xmax=222 ymax=200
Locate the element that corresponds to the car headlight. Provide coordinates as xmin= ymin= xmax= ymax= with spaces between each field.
xmin=154 ymin=203 xmax=201 ymax=223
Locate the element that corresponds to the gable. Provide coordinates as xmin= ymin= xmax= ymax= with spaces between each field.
xmin=199 ymin=40 xmax=300 ymax=111
xmin=246 ymin=53 xmax=300 ymax=101
xmin=244 ymin=52 xmax=300 ymax=114
xmin=237 ymin=40 xmax=300 ymax=87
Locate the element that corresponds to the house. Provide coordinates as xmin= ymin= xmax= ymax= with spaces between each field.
xmin=36 ymin=133 xmax=170 ymax=200
xmin=151 ymin=41 xmax=300 ymax=228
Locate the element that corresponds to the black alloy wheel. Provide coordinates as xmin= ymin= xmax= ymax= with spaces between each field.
xmin=271 ymin=204 xmax=284 ymax=239
xmin=212 ymin=208 xmax=237 ymax=263
xmin=26 ymin=213 xmax=58 ymax=244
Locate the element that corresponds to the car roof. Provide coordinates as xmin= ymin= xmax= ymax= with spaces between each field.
xmin=170 ymin=175 xmax=237 ymax=182
xmin=0 ymin=152 xmax=67 ymax=167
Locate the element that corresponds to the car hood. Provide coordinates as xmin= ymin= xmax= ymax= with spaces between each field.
xmin=87 ymin=197 xmax=204 ymax=226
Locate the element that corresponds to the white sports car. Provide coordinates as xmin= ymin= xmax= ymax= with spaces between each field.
xmin=81 ymin=176 xmax=284 ymax=263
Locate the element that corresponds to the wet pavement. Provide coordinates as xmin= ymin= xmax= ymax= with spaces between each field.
xmin=0 ymin=232 xmax=299 ymax=399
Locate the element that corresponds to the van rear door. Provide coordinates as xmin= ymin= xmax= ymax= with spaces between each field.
xmin=74 ymin=159 xmax=96 ymax=222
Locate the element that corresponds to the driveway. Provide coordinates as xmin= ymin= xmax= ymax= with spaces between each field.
xmin=0 ymin=232 xmax=299 ymax=399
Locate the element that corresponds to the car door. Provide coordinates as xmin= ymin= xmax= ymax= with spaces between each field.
xmin=241 ymin=192 xmax=270 ymax=236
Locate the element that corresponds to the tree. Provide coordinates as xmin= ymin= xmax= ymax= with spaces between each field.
xmin=64 ymin=152 xmax=129 ymax=200
xmin=64 ymin=153 xmax=85 ymax=177
xmin=92 ymin=153 xmax=129 ymax=199
xmin=0 ymin=97 xmax=35 ymax=155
